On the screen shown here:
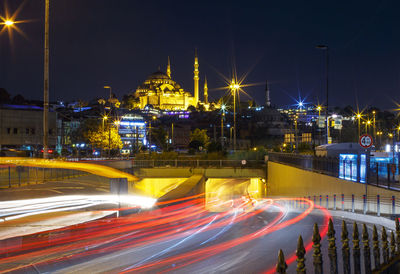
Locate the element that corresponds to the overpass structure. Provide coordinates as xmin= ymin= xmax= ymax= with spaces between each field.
xmin=1 ymin=156 xmax=399 ymax=272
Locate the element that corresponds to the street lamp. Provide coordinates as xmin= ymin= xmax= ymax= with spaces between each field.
xmin=366 ymin=120 xmax=372 ymax=134
xmin=372 ymin=110 xmax=376 ymax=140
xmin=316 ymin=45 xmax=329 ymax=144
xmin=0 ymin=4 xmax=50 ymax=157
xmin=316 ymin=105 xmax=322 ymax=117
xmin=43 ymin=0 xmax=50 ymax=158
xmin=377 ymin=131 xmax=383 ymax=148
xmin=220 ymin=105 xmax=226 ymax=148
xmin=229 ymin=80 xmax=240 ymax=151
xmin=356 ymin=112 xmax=362 ymax=139
xmin=4 ymin=20 xmax=14 ymax=26
xmin=397 ymin=125 xmax=400 ymax=142
xmin=148 ymin=116 xmax=156 ymax=154
xmin=104 ymin=86 xmax=112 ymax=100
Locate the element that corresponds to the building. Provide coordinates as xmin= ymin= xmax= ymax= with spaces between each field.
xmin=118 ymin=114 xmax=147 ymax=154
xmin=134 ymin=51 xmax=209 ymax=111
xmin=0 ymin=105 xmax=57 ymax=156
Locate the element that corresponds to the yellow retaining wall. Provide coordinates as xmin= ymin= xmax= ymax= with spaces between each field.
xmin=135 ymin=167 xmax=265 ymax=178
xmin=268 ymin=161 xmax=399 ymax=214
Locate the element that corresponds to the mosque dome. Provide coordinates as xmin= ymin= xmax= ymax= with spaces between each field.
xmin=146 ymin=70 xmax=170 ymax=81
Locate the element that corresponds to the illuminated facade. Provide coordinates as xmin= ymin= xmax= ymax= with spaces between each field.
xmin=118 ymin=114 xmax=146 ymax=154
xmin=134 ymin=52 xmax=204 ymax=111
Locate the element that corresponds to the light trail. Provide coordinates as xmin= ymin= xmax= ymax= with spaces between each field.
xmin=0 ymin=195 xmax=156 ymax=222
xmin=0 ymin=157 xmax=138 ymax=182
xmin=0 ymin=196 xmax=332 ymax=273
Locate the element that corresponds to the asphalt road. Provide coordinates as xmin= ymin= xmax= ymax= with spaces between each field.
xmin=0 ymin=177 xmax=394 ymax=273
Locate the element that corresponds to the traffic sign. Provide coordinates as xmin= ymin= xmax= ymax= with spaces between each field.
xmin=359 ymin=134 xmax=373 ymax=148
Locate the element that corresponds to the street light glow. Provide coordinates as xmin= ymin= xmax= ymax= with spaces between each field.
xmin=230 ymin=81 xmax=240 ymax=90
xmin=4 ymin=20 xmax=14 ymax=26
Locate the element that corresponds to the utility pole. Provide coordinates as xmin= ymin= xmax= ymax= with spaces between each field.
xmin=171 ymin=123 xmax=174 ymax=147
xmin=316 ymin=45 xmax=329 ymax=144
xmin=148 ymin=121 xmax=152 ymax=154
xmin=43 ymin=0 xmax=50 ymax=159
xmin=108 ymin=124 xmax=111 ymax=159
xmin=221 ymin=112 xmax=224 ymax=148
xmin=233 ymin=87 xmax=236 ymax=151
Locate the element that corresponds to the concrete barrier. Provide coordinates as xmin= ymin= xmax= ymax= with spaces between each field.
xmin=134 ymin=167 xmax=265 ymax=178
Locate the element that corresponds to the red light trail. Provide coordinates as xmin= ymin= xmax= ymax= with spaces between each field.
xmin=0 ymin=196 xmax=331 ymax=273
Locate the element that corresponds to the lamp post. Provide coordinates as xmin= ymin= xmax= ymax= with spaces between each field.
xmin=377 ymin=131 xmax=382 ymax=148
xmin=104 ymin=86 xmax=112 ymax=100
xmin=102 ymin=115 xmax=108 ymax=158
xmin=372 ymin=110 xmax=376 ymax=140
xmin=114 ymin=120 xmax=120 ymax=157
xmin=148 ymin=116 xmax=156 ymax=154
xmin=221 ymin=105 xmax=226 ymax=148
xmin=366 ymin=120 xmax=371 ymax=134
xmin=356 ymin=113 xmax=362 ymax=139
xmin=43 ymin=0 xmax=50 ymax=158
xmin=230 ymin=80 xmax=240 ymax=151
xmin=397 ymin=125 xmax=400 ymax=142
xmin=316 ymin=45 xmax=329 ymax=144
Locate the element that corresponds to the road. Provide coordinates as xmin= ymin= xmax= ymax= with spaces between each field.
xmin=0 ymin=177 xmax=393 ymax=273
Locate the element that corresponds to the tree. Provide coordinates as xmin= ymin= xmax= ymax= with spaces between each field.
xmin=207 ymin=141 xmax=222 ymax=152
xmin=71 ymin=119 xmax=122 ymax=153
xmin=85 ymin=124 xmax=123 ymax=151
xmin=187 ymin=105 xmax=196 ymax=112
xmin=0 ymin=88 xmax=11 ymax=104
xmin=12 ymin=94 xmax=25 ymax=105
xmin=122 ymin=94 xmax=140 ymax=109
xmin=189 ymin=128 xmax=210 ymax=150
xmin=152 ymin=127 xmax=168 ymax=151
xmin=197 ymin=104 xmax=205 ymax=112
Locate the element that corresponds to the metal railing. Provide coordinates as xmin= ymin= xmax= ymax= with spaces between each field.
xmin=0 ymin=165 xmax=86 ymax=188
xmin=291 ymin=193 xmax=400 ymax=217
xmin=276 ymin=213 xmax=400 ymax=273
xmin=132 ymin=159 xmax=265 ymax=169
xmin=268 ymin=152 xmax=400 ymax=191
xmin=268 ymin=152 xmax=339 ymax=177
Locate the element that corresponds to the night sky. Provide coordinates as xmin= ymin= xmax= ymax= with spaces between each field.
xmin=1 ymin=0 xmax=400 ymax=110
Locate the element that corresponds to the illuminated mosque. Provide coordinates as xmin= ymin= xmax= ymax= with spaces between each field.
xmin=134 ymin=51 xmax=211 ymax=111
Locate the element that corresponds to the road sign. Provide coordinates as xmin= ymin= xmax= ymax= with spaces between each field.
xmin=359 ymin=134 xmax=373 ymax=148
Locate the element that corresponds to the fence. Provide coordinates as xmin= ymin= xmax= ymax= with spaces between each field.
xmin=0 ymin=165 xmax=86 ymax=188
xmin=268 ymin=152 xmax=400 ymax=191
xmin=284 ymin=193 xmax=400 ymax=220
xmin=268 ymin=152 xmax=339 ymax=177
xmin=276 ymin=213 xmax=400 ymax=273
xmin=131 ymin=159 xmax=265 ymax=169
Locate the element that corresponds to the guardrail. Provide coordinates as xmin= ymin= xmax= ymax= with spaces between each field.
xmin=268 ymin=152 xmax=400 ymax=191
xmin=0 ymin=166 xmax=85 ymax=188
xmin=286 ymin=193 xmax=399 ymax=217
xmin=268 ymin=152 xmax=339 ymax=177
xmin=131 ymin=159 xmax=265 ymax=168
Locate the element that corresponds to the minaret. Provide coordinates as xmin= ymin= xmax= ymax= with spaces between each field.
xmin=193 ymin=49 xmax=199 ymax=106
xmin=265 ymin=80 xmax=271 ymax=107
xmin=166 ymin=56 xmax=171 ymax=78
xmin=204 ymin=76 xmax=208 ymax=105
